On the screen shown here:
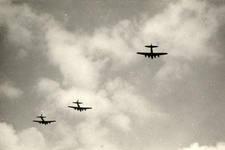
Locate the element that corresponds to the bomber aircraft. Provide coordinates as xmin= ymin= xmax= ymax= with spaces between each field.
xmin=137 ymin=44 xmax=167 ymax=59
xmin=68 ymin=100 xmax=92 ymax=112
xmin=33 ymin=114 xmax=56 ymax=125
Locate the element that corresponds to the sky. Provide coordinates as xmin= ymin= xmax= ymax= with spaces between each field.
xmin=1 ymin=0 xmax=225 ymax=150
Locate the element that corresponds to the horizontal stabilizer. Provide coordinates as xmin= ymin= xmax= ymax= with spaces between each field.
xmin=37 ymin=116 xmax=46 ymax=118
xmin=145 ymin=45 xmax=158 ymax=48
xmin=73 ymin=101 xmax=83 ymax=104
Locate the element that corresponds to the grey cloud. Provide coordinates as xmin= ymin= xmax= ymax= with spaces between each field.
xmin=0 ymin=82 xmax=23 ymax=99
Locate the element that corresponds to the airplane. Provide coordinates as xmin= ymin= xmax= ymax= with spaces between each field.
xmin=137 ymin=44 xmax=167 ymax=59
xmin=68 ymin=99 xmax=92 ymax=112
xmin=33 ymin=114 xmax=56 ymax=125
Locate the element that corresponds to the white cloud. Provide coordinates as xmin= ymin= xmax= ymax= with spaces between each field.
xmin=154 ymin=60 xmax=191 ymax=82
xmin=47 ymin=122 xmax=79 ymax=150
xmin=109 ymin=113 xmax=131 ymax=132
xmin=180 ymin=142 xmax=225 ymax=150
xmin=0 ymin=122 xmax=46 ymax=150
xmin=141 ymin=0 xmax=224 ymax=82
xmin=44 ymin=18 xmax=141 ymax=90
xmin=17 ymin=127 xmax=46 ymax=150
xmin=45 ymin=24 xmax=102 ymax=90
xmin=0 ymin=0 xmax=49 ymax=58
xmin=75 ymin=119 xmax=118 ymax=150
xmin=89 ymin=20 xmax=138 ymax=68
xmin=35 ymin=75 xmax=159 ymax=150
xmin=0 ymin=82 xmax=23 ymax=99
xmin=0 ymin=122 xmax=18 ymax=150
xmin=37 ymin=77 xmax=60 ymax=93
xmin=105 ymin=77 xmax=153 ymax=117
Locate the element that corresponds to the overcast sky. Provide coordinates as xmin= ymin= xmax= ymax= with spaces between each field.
xmin=1 ymin=0 xmax=225 ymax=150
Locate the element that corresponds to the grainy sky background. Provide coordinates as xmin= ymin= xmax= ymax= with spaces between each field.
xmin=1 ymin=0 xmax=225 ymax=150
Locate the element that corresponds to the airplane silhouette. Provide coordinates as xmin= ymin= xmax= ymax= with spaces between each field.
xmin=68 ymin=100 xmax=92 ymax=112
xmin=137 ymin=44 xmax=167 ymax=59
xmin=33 ymin=114 xmax=56 ymax=125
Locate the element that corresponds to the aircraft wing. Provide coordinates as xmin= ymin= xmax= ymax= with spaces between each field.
xmin=137 ymin=52 xmax=150 ymax=55
xmin=137 ymin=52 xmax=167 ymax=59
xmin=68 ymin=106 xmax=92 ymax=111
xmin=33 ymin=120 xmax=55 ymax=123
xmin=145 ymin=45 xmax=158 ymax=48
xmin=68 ymin=106 xmax=79 ymax=110
xmin=137 ymin=52 xmax=167 ymax=56
xmin=154 ymin=52 xmax=167 ymax=55
xmin=45 ymin=120 xmax=56 ymax=123
xmin=80 ymin=107 xmax=92 ymax=110
xmin=33 ymin=120 xmax=42 ymax=123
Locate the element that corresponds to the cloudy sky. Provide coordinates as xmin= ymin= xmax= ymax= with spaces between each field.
xmin=1 ymin=0 xmax=225 ymax=150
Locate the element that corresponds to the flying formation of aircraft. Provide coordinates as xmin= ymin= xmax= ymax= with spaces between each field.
xmin=33 ymin=100 xmax=92 ymax=123
xmin=137 ymin=44 xmax=167 ymax=59
xmin=33 ymin=114 xmax=56 ymax=125
xmin=68 ymin=100 xmax=92 ymax=112
xmin=32 ymin=43 xmax=167 ymax=124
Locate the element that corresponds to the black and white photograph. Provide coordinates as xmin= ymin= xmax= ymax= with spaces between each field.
xmin=1 ymin=0 xmax=225 ymax=150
